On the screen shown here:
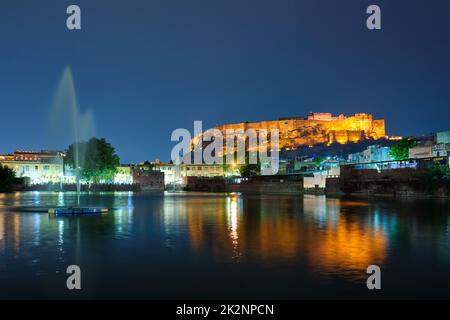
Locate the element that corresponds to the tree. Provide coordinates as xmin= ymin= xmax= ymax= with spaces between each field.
xmin=0 ymin=165 xmax=16 ymax=192
xmin=389 ymin=139 xmax=416 ymax=160
xmin=314 ymin=156 xmax=323 ymax=166
xmin=65 ymin=137 xmax=120 ymax=183
xmin=419 ymin=164 xmax=450 ymax=192
xmin=238 ymin=153 xmax=261 ymax=177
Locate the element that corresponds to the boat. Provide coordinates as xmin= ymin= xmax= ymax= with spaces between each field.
xmin=48 ymin=207 xmax=108 ymax=216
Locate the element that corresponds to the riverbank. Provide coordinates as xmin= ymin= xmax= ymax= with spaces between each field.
xmin=8 ymin=183 xmax=162 ymax=193
xmin=3 ymin=167 xmax=449 ymax=199
xmin=185 ymin=169 xmax=450 ymax=198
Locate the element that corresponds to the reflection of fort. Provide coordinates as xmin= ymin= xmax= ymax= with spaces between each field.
xmin=298 ymin=197 xmax=386 ymax=278
xmin=180 ymin=194 xmax=388 ymax=279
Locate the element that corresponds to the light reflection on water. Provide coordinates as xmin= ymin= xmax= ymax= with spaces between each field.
xmin=0 ymin=191 xmax=449 ymax=299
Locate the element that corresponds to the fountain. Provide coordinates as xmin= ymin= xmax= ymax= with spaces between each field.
xmin=47 ymin=67 xmax=107 ymax=216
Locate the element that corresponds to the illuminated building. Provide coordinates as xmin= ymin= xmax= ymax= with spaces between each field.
xmin=437 ymin=131 xmax=450 ymax=144
xmin=433 ymin=131 xmax=450 ymax=160
xmin=0 ymin=150 xmax=64 ymax=184
xmin=348 ymin=145 xmax=393 ymax=164
xmin=131 ymin=163 xmax=164 ymax=190
xmin=196 ymin=112 xmax=387 ymax=150
xmin=114 ymin=165 xmax=133 ymax=184
xmin=153 ymin=161 xmax=224 ymax=186
xmin=409 ymin=144 xmax=433 ymax=159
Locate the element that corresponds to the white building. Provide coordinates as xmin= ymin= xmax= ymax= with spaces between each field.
xmin=153 ymin=161 xmax=224 ymax=186
xmin=348 ymin=145 xmax=393 ymax=163
xmin=0 ymin=150 xmax=64 ymax=184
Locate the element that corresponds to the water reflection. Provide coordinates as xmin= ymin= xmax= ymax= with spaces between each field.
xmin=227 ymin=194 xmax=241 ymax=261
xmin=32 ymin=214 xmax=41 ymax=246
xmin=302 ymin=196 xmax=387 ymax=281
xmin=0 ymin=192 xmax=449 ymax=298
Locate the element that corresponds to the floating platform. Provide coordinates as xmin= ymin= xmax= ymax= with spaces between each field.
xmin=48 ymin=207 xmax=108 ymax=216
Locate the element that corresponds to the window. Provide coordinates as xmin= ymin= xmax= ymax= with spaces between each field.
xmin=44 ymin=165 xmax=50 ymax=170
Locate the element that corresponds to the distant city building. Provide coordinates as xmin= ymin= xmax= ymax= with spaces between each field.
xmin=114 ymin=165 xmax=133 ymax=184
xmin=432 ymin=143 xmax=450 ymax=158
xmin=348 ymin=145 xmax=393 ymax=164
xmin=0 ymin=150 xmax=64 ymax=184
xmin=287 ymin=156 xmax=340 ymax=177
xmin=303 ymin=173 xmax=327 ymax=189
xmin=437 ymin=131 xmax=450 ymax=144
xmin=288 ymin=157 xmax=317 ymax=174
xmin=433 ymin=131 xmax=450 ymax=158
xmin=152 ymin=162 xmax=224 ymax=186
xmin=132 ymin=163 xmax=164 ymax=191
xmin=409 ymin=143 xmax=433 ymax=159
xmin=306 ymin=112 xmax=347 ymax=121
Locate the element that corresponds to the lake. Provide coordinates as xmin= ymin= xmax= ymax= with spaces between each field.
xmin=0 ymin=191 xmax=449 ymax=299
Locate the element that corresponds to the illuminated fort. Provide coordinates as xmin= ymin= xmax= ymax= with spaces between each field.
xmin=211 ymin=112 xmax=387 ymax=149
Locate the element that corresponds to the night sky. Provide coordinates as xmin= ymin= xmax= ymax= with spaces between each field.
xmin=0 ymin=0 xmax=449 ymax=163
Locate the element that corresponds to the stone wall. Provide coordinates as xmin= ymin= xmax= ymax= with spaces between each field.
xmin=331 ymin=166 xmax=450 ymax=198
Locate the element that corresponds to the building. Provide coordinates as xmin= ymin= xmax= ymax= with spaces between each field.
xmin=152 ymin=161 xmax=224 ymax=186
xmin=0 ymin=150 xmax=64 ymax=184
xmin=286 ymin=156 xmax=340 ymax=178
xmin=303 ymin=173 xmax=327 ymax=189
xmin=431 ymin=131 xmax=450 ymax=158
xmin=114 ymin=165 xmax=133 ymax=184
xmin=287 ymin=156 xmax=317 ymax=174
xmin=409 ymin=144 xmax=433 ymax=159
xmin=132 ymin=164 xmax=164 ymax=191
xmin=432 ymin=143 xmax=450 ymax=158
xmin=437 ymin=131 xmax=450 ymax=144
xmin=154 ymin=162 xmax=178 ymax=185
xmin=348 ymin=145 xmax=393 ymax=164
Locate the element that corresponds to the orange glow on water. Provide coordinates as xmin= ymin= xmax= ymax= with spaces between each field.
xmin=307 ymin=217 xmax=386 ymax=279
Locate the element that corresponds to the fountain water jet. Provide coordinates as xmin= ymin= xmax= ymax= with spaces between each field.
xmin=47 ymin=67 xmax=107 ymax=215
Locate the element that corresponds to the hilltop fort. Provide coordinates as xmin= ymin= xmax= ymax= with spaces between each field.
xmin=213 ymin=112 xmax=386 ymax=150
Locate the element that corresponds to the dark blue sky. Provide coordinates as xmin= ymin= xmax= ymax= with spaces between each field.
xmin=1 ymin=0 xmax=449 ymax=163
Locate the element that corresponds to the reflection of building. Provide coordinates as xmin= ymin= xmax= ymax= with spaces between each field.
xmin=0 ymin=150 xmax=64 ymax=184
xmin=307 ymin=216 xmax=386 ymax=276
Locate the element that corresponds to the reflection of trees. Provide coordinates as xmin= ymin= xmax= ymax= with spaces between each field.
xmin=375 ymin=200 xmax=450 ymax=251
